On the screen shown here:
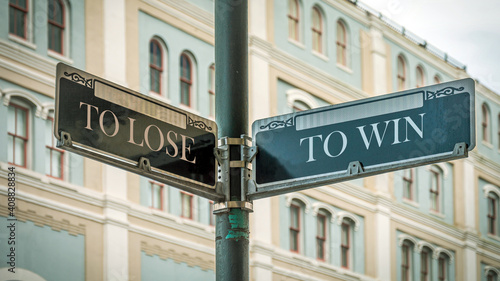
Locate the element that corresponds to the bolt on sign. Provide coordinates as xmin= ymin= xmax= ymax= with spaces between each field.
xmin=249 ymin=79 xmax=475 ymax=199
xmin=54 ymin=63 xmax=221 ymax=200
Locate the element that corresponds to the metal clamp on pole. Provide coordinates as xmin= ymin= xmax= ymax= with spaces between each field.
xmin=214 ymin=135 xmax=256 ymax=211
xmin=213 ymin=201 xmax=254 ymax=214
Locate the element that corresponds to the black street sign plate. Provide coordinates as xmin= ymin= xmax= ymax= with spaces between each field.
xmin=249 ymin=79 xmax=475 ymax=199
xmin=55 ymin=63 xmax=221 ymax=200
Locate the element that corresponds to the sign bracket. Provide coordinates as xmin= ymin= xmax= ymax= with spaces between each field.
xmin=138 ymin=157 xmax=152 ymax=172
xmin=57 ymin=131 xmax=73 ymax=147
xmin=452 ymin=142 xmax=468 ymax=157
xmin=214 ymin=135 xmax=256 ymax=212
xmin=347 ymin=161 xmax=364 ymax=176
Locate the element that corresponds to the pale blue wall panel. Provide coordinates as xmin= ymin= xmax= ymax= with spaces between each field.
xmin=0 ymin=217 xmax=85 ymax=281
xmin=141 ymin=251 xmax=215 ymax=281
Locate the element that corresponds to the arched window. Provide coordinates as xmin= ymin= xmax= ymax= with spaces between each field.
xmin=482 ymin=103 xmax=491 ymax=143
xmin=149 ymin=39 xmax=163 ymax=95
xmin=9 ymin=0 xmax=29 ymax=39
xmin=311 ymin=7 xmax=323 ymax=54
xmin=288 ymin=0 xmax=300 ymax=41
xmin=438 ymin=253 xmax=449 ymax=281
xmin=401 ymin=241 xmax=413 ymax=281
xmin=289 ymin=199 xmax=303 ymax=253
xmin=180 ymin=53 xmax=193 ymax=107
xmin=48 ymin=0 xmax=65 ymax=54
xmin=208 ymin=64 xmax=215 ymax=117
xmin=498 ymin=114 xmax=500 ymax=150
xmin=341 ymin=218 xmax=354 ymax=269
xmin=316 ymin=209 xmax=330 ymax=261
xmin=397 ymin=55 xmax=407 ymax=90
xmin=292 ymin=100 xmax=310 ymax=112
xmin=420 ymin=247 xmax=432 ymax=280
xmin=7 ymin=101 xmax=29 ymax=168
xmin=488 ymin=192 xmax=499 ymax=235
xmin=336 ymin=20 xmax=347 ymax=66
xmin=416 ymin=65 xmax=425 ymax=88
xmin=434 ymin=75 xmax=441 ymax=84
xmin=430 ymin=165 xmax=443 ymax=212
xmin=46 ymin=112 xmax=64 ymax=179
xmin=487 ymin=270 xmax=498 ymax=281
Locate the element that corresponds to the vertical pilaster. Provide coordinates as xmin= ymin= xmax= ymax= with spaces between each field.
xmin=462 ymin=159 xmax=477 ymax=280
xmin=102 ymin=0 xmax=129 ymax=280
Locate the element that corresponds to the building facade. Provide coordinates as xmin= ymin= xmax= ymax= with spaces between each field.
xmin=0 ymin=0 xmax=500 ymax=280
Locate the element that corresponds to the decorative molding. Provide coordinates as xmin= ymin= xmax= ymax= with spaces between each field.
xmin=286 ymin=88 xmax=319 ymax=109
xmin=187 ymin=116 xmax=212 ymax=131
xmin=285 ymin=193 xmax=312 ymax=213
xmin=484 ymin=265 xmax=500 ymax=277
xmin=398 ymin=233 xmax=419 ymax=249
xmin=337 ymin=211 xmax=360 ymax=231
xmin=141 ymin=241 xmax=214 ymax=271
xmin=425 ymin=86 xmax=468 ymax=100
xmin=63 ymin=71 xmax=93 ymax=88
xmin=433 ymin=247 xmax=455 ymax=264
xmin=259 ymin=117 xmax=294 ymax=130
xmin=416 ymin=240 xmax=436 ymax=254
xmin=311 ymin=202 xmax=337 ymax=223
xmin=0 ymin=207 xmax=85 ymax=236
xmin=483 ymin=184 xmax=500 ymax=199
xmin=2 ymin=88 xmax=44 ymax=118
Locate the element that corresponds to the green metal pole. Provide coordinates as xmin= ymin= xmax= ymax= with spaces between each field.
xmin=214 ymin=0 xmax=250 ymax=280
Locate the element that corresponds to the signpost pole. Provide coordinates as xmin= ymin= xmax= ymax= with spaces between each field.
xmin=214 ymin=0 xmax=250 ymax=280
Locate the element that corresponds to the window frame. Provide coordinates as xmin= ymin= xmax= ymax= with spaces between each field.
xmin=336 ymin=20 xmax=347 ymax=66
xmin=488 ymin=193 xmax=498 ymax=235
xmin=401 ymin=242 xmax=411 ymax=281
xmin=7 ymin=102 xmax=29 ymax=168
xmin=420 ymin=248 xmax=431 ymax=281
xmin=416 ymin=65 xmax=425 ymax=88
xmin=316 ymin=211 xmax=327 ymax=261
xmin=403 ymin=168 xmax=414 ymax=201
xmin=397 ymin=55 xmax=407 ymax=91
xmin=180 ymin=191 xmax=194 ymax=219
xmin=438 ymin=255 xmax=447 ymax=281
xmin=482 ymin=103 xmax=490 ymax=143
xmin=340 ymin=221 xmax=350 ymax=268
xmin=287 ymin=0 xmax=300 ymax=42
xmin=46 ymin=116 xmax=65 ymax=180
xmin=9 ymin=0 xmax=29 ymax=40
xmin=208 ymin=64 xmax=215 ymax=118
xmin=149 ymin=39 xmax=164 ymax=96
xmin=47 ymin=0 xmax=65 ymax=55
xmin=430 ymin=166 xmax=442 ymax=213
xmin=311 ymin=6 xmax=323 ymax=54
xmin=289 ymin=203 xmax=301 ymax=253
xmin=149 ymin=181 xmax=164 ymax=210
xmin=180 ymin=53 xmax=193 ymax=107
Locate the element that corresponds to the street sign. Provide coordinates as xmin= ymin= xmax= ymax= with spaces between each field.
xmin=54 ymin=63 xmax=222 ymax=200
xmin=249 ymin=78 xmax=475 ymax=199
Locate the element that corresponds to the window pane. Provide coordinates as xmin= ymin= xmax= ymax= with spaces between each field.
xmin=153 ymin=185 xmax=162 ymax=209
xmin=8 ymin=135 xmax=14 ymax=163
xmin=52 ymin=150 xmax=62 ymax=178
xmin=9 ymin=6 xmax=15 ymax=35
xmin=15 ymin=137 xmax=25 ymax=166
xmin=8 ymin=106 xmax=16 ymax=133
xmin=45 ymin=148 xmax=51 ymax=175
xmin=49 ymin=26 xmax=63 ymax=53
xmin=151 ymin=69 xmax=160 ymax=93
xmin=15 ymin=9 xmax=26 ymax=38
xmin=182 ymin=194 xmax=192 ymax=218
xmin=181 ymin=82 xmax=190 ymax=106
xmin=16 ymin=107 xmax=26 ymax=137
